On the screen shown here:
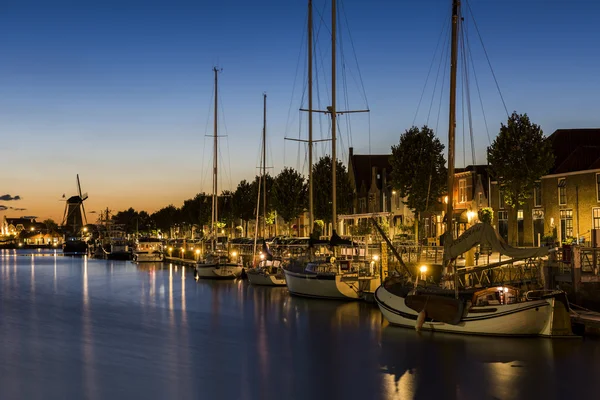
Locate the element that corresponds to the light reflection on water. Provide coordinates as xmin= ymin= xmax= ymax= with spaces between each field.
xmin=0 ymin=250 xmax=600 ymax=399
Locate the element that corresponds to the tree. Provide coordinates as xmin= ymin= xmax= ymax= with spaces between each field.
xmin=313 ymin=156 xmax=353 ymax=228
xmin=43 ymin=219 xmax=59 ymax=233
xmin=273 ymin=167 xmax=307 ymax=232
xmin=487 ymin=112 xmax=554 ymax=245
xmin=151 ymin=205 xmax=180 ymax=234
xmin=233 ymin=180 xmax=255 ymax=236
xmin=389 ymin=125 xmax=447 ymax=243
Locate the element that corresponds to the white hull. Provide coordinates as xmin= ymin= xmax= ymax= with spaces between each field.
xmin=195 ymin=263 xmax=243 ymax=280
xmin=247 ymin=269 xmax=286 ymax=286
xmin=375 ymin=285 xmax=573 ymax=337
xmin=283 ymin=270 xmax=379 ymax=300
xmin=134 ymin=253 xmax=164 ymax=263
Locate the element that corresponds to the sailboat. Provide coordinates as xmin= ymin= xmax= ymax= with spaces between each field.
xmin=373 ymin=0 xmax=574 ymax=337
xmin=194 ymin=67 xmax=243 ymax=280
xmin=283 ymin=0 xmax=380 ymax=300
xmin=247 ymin=94 xmax=287 ymax=286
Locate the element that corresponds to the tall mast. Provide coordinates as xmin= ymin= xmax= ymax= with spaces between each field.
xmin=212 ymin=67 xmax=219 ymax=244
xmin=446 ymin=1 xmax=459 ymax=249
xmin=262 ymin=93 xmax=267 ymax=238
xmin=308 ymin=0 xmax=314 ymax=235
xmin=331 ymin=0 xmax=337 ymax=233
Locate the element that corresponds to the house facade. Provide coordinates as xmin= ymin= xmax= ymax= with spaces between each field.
xmin=489 ymin=128 xmax=600 ymax=246
xmin=344 ymin=147 xmax=414 ymax=238
xmin=423 ymin=165 xmax=490 ymax=245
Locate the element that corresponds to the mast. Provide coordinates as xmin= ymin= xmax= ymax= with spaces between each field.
xmin=262 ymin=93 xmax=267 ymax=238
xmin=446 ymin=1 xmax=460 ymax=264
xmin=212 ymin=66 xmax=219 ymax=249
xmin=308 ymin=0 xmax=314 ymax=235
xmin=331 ymin=0 xmax=337 ymax=234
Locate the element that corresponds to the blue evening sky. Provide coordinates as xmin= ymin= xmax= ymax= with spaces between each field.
xmin=1 ymin=0 xmax=599 ymax=221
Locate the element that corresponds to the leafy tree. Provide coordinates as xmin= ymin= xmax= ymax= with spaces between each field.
xmin=313 ymin=156 xmax=353 ymax=226
xmin=273 ymin=167 xmax=307 ymax=227
xmin=218 ymin=190 xmax=235 ymax=227
xmin=389 ymin=125 xmax=447 ymax=243
xmin=251 ymin=174 xmax=274 ymax=212
xmin=233 ymin=180 xmax=255 ymax=236
xmin=151 ymin=205 xmax=180 ymax=234
xmin=43 ymin=219 xmax=59 ymax=233
xmin=487 ymin=112 xmax=554 ymax=245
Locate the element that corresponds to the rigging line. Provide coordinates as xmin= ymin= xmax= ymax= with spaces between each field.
xmin=427 ymin=20 xmax=451 ymax=125
xmin=465 ymin=0 xmax=509 ymax=118
xmin=200 ymin=85 xmax=215 ymax=192
xmin=434 ymin=46 xmax=449 ymax=136
xmin=413 ymin=15 xmax=450 ymax=126
xmin=340 ymin=0 xmax=369 ymax=108
xmin=461 ymin=34 xmax=466 ymax=168
xmin=284 ymin=12 xmax=308 ymax=139
xmin=337 ymin=118 xmax=347 ymax=166
xmin=338 ymin=12 xmax=353 ymax=151
xmin=464 ymin=17 xmax=492 ymax=146
xmin=461 ymin=14 xmax=476 ymax=166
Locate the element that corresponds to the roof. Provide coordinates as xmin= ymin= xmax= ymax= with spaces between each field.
xmin=547 ymin=129 xmax=600 ymax=174
xmin=4 ymin=217 xmax=37 ymax=225
xmin=553 ymin=145 xmax=600 ymax=174
xmin=349 ymin=153 xmax=391 ymax=191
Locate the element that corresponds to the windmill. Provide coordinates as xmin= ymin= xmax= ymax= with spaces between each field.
xmin=61 ymin=174 xmax=89 ymax=234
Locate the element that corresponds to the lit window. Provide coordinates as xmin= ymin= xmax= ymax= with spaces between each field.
xmin=458 ymin=179 xmax=467 ymax=203
xmin=593 ymin=208 xmax=600 ymax=230
xmin=558 ymin=178 xmax=566 ymax=205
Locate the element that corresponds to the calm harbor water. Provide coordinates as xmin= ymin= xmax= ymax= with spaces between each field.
xmin=1 ymin=249 xmax=600 ymax=400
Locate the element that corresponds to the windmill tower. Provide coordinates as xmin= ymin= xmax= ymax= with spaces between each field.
xmin=61 ymin=174 xmax=89 ymax=234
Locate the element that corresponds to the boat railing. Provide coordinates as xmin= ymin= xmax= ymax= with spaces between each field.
xmin=454 ymin=256 xmax=543 ymax=289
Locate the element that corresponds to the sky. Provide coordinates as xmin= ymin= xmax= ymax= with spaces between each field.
xmin=1 ymin=0 xmax=599 ymax=223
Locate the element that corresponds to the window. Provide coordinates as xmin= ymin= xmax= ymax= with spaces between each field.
xmin=593 ymin=208 xmax=600 ymax=230
xmin=478 ymin=192 xmax=483 ymax=206
xmin=459 ymin=179 xmax=467 ymax=203
xmin=498 ymin=210 xmax=508 ymax=241
xmin=534 ymin=182 xmax=542 ymax=207
xmin=558 ymin=178 xmax=566 ymax=205
xmin=499 ymin=189 xmax=505 ymax=209
xmin=517 ymin=210 xmax=524 ymax=220
xmin=597 ymin=174 xmax=600 ymax=202
xmin=560 ymin=209 xmax=573 ymax=242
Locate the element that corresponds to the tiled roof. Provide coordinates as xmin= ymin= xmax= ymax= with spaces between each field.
xmin=547 ymin=129 xmax=600 ymax=173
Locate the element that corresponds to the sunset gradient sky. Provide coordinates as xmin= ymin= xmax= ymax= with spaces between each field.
xmin=1 ymin=0 xmax=599 ymax=222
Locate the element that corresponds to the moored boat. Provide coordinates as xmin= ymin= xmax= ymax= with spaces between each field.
xmin=133 ymin=237 xmax=164 ymax=262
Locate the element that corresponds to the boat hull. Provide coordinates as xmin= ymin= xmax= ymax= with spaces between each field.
xmin=247 ymin=269 xmax=286 ymax=286
xmin=283 ymin=269 xmax=378 ymax=300
xmin=375 ymin=285 xmax=572 ymax=337
xmin=195 ymin=263 xmax=243 ymax=280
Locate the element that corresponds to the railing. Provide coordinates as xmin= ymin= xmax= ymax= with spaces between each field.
xmin=455 ymin=257 xmax=543 ymax=289
xmin=579 ymin=247 xmax=600 ymax=276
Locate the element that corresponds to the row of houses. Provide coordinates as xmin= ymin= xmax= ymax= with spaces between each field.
xmin=1 ymin=217 xmax=63 ymax=245
xmin=343 ymin=128 xmax=600 ymax=247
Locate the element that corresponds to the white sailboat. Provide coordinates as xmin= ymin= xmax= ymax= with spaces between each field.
xmin=283 ymin=0 xmax=379 ymax=300
xmin=247 ymin=94 xmax=287 ymax=287
xmin=194 ymin=67 xmax=243 ymax=280
xmin=374 ymin=0 xmax=574 ymax=337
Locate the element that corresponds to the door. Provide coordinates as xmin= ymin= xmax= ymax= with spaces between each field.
xmin=533 ymin=209 xmax=544 ymax=246
xmin=517 ymin=209 xmax=524 ymax=246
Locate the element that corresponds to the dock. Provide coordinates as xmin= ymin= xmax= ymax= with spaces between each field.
xmin=164 ymin=256 xmax=197 ymax=267
xmin=571 ymin=305 xmax=600 ymax=335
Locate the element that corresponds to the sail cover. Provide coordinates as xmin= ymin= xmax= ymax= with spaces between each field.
xmin=444 ymin=223 xmax=549 ymax=264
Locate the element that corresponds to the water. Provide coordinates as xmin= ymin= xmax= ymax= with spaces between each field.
xmin=1 ymin=249 xmax=600 ymax=400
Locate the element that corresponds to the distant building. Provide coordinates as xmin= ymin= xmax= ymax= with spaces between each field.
xmin=489 ymin=128 xmax=600 ymax=246
xmin=1 ymin=216 xmax=43 ymax=236
xmin=343 ymin=147 xmax=414 ymax=238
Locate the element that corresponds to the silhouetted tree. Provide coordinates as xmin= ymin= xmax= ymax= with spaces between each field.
xmin=389 ymin=125 xmax=447 ymax=243
xmin=487 ymin=112 xmax=554 ymax=245
xmin=313 ymin=156 xmax=352 ymax=226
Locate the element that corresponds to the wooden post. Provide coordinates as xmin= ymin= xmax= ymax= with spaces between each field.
xmin=572 ymin=245 xmax=581 ymax=302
